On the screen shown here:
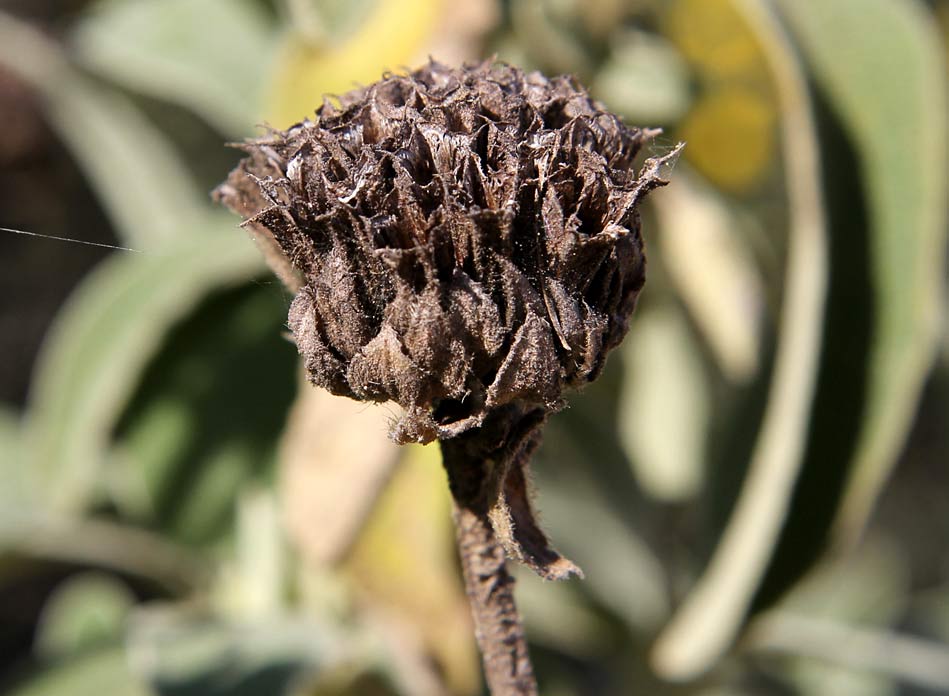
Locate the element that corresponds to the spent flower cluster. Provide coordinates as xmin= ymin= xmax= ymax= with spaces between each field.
xmin=217 ymin=60 xmax=678 ymax=445
xmin=217 ymin=59 xmax=680 ymax=696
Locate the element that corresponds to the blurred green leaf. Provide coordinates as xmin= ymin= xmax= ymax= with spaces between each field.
xmin=126 ymin=608 xmax=386 ymax=696
xmin=112 ymin=282 xmax=296 ymax=546
xmin=514 ymin=566 xmax=615 ymax=658
xmin=47 ymin=78 xmax=208 ymax=249
xmin=535 ymin=423 xmax=670 ymax=632
xmin=281 ymin=0 xmax=379 ymax=46
xmin=592 ymin=30 xmax=691 ymax=124
xmin=750 ymin=615 xmax=949 ymax=694
xmin=777 ymin=0 xmax=948 ymax=541
xmin=749 ymin=541 xmax=949 ymax=693
xmin=652 ymin=0 xmax=829 ymax=679
xmin=131 ymin=616 xmax=315 ymax=696
xmin=267 ymin=0 xmax=442 ymax=126
xmin=652 ymin=169 xmax=764 ymax=382
xmin=6 ymin=648 xmax=150 ymax=696
xmin=71 ymin=0 xmax=277 ymax=137
xmin=0 ymin=13 xmax=207 ymax=250
xmin=914 ymin=585 xmax=949 ymax=645
xmin=510 ymin=0 xmax=594 ymax=78
xmin=775 ymin=538 xmax=909 ymax=622
xmin=35 ymin=572 xmax=136 ymax=659
xmin=0 ymin=12 xmax=206 ymax=248
xmin=0 ymin=405 xmax=27 ymax=504
xmin=540 ymin=479 xmax=669 ymax=632
xmin=0 ymin=508 xmax=208 ymax=592
xmin=25 ymin=226 xmax=265 ymax=515
xmin=224 ymin=490 xmax=286 ymax=618
xmin=791 ymin=667 xmax=893 ymax=696
xmin=753 ymin=611 xmax=949 ymax=694
xmin=618 ymin=306 xmax=710 ymax=502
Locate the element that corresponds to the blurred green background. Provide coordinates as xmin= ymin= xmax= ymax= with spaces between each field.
xmin=0 ymin=0 xmax=947 ymax=694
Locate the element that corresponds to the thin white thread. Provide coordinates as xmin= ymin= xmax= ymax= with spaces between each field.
xmin=0 ymin=226 xmax=143 ymax=253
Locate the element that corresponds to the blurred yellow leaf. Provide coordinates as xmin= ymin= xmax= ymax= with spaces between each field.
xmin=279 ymin=377 xmax=401 ymax=567
xmin=664 ymin=0 xmax=768 ymax=81
xmin=664 ymin=0 xmax=778 ymax=193
xmin=342 ymin=443 xmax=480 ymax=696
xmin=268 ymin=0 xmax=443 ymax=126
xmin=677 ymin=86 xmax=777 ymax=193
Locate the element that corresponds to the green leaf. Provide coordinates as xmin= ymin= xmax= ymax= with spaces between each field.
xmin=510 ymin=0 xmax=594 ymax=78
xmin=652 ymin=0 xmax=830 ymax=679
xmin=914 ymin=584 xmax=949 ymax=652
xmin=50 ymin=80 xmax=208 ymax=249
xmin=777 ymin=0 xmax=948 ymax=541
xmin=71 ymin=0 xmax=277 ymax=137
xmin=0 ymin=405 xmax=28 ymax=504
xmin=0 ymin=13 xmax=206 ymax=248
xmin=537 ymin=464 xmax=670 ymax=632
xmin=125 ymin=608 xmax=381 ymax=696
xmin=112 ymin=283 xmax=297 ymax=546
xmin=748 ymin=541 xmax=949 ymax=694
xmin=0 ymin=509 xmax=208 ymax=592
xmin=24 ymin=223 xmax=264 ymax=514
xmin=776 ymin=538 xmax=909 ymax=624
xmin=280 ymin=0 xmax=380 ymax=46
xmin=5 ymin=648 xmax=150 ymax=696
xmin=536 ymin=373 xmax=671 ymax=632
xmin=514 ymin=565 xmax=614 ymax=658
xmin=651 ymin=169 xmax=764 ymax=383
xmin=618 ymin=305 xmax=710 ymax=502
xmin=592 ymin=29 xmax=692 ymax=124
xmin=35 ymin=572 xmax=136 ymax=659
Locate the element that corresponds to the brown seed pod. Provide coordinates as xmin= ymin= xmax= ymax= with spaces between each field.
xmin=217 ymin=59 xmax=681 ymax=696
xmin=216 ymin=60 xmax=678 ymax=446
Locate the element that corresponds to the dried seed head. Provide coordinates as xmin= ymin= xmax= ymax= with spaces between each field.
xmin=216 ymin=60 xmax=679 ymax=444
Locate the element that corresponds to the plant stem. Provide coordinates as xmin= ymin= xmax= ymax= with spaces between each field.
xmin=441 ymin=412 xmax=540 ymax=696
xmin=452 ymin=502 xmax=536 ymax=695
xmin=233 ymin=199 xmax=542 ymax=692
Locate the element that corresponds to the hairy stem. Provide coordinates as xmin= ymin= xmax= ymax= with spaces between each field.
xmin=452 ymin=501 xmax=536 ymax=696
xmin=441 ymin=409 xmax=543 ymax=696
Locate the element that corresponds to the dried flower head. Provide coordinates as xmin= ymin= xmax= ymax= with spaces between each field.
xmin=216 ymin=60 xmax=679 ymax=446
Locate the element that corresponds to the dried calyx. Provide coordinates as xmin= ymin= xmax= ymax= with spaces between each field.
xmin=216 ymin=60 xmax=679 ymax=582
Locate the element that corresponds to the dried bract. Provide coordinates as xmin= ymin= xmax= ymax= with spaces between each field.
xmin=216 ymin=60 xmax=678 ymax=443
